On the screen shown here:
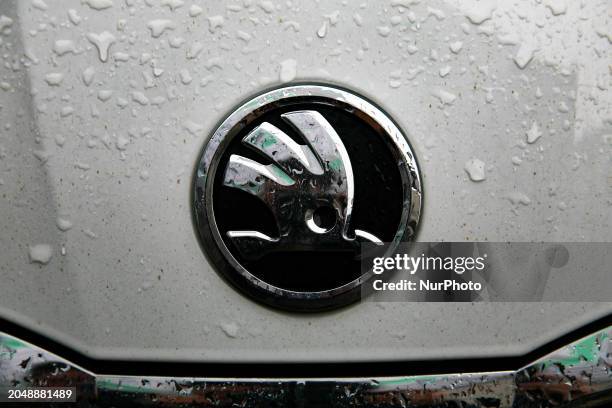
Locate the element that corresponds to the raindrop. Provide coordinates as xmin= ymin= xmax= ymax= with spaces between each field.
xmin=514 ymin=42 xmax=536 ymax=69
xmin=464 ymin=158 xmax=486 ymax=182
xmin=29 ymin=244 xmax=53 ymax=264
xmin=208 ymin=15 xmax=224 ymax=33
xmin=44 ymin=72 xmax=64 ymax=86
xmin=56 ymin=217 xmax=73 ymax=232
xmin=279 ymin=59 xmax=297 ymax=83
xmin=147 ymin=19 xmax=175 ymax=38
xmin=526 ymin=122 xmax=542 ymax=144
xmin=87 ymin=31 xmax=116 ymax=62
xmin=220 ymin=322 xmax=239 ymax=338
xmin=53 ymin=40 xmax=76 ymax=56
xmin=188 ymin=5 xmax=203 ymax=17
xmin=82 ymin=0 xmax=113 ymax=10
xmin=464 ymin=1 xmax=496 ymax=25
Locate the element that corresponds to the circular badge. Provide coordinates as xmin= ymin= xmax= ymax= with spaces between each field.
xmin=193 ymin=85 xmax=422 ymax=311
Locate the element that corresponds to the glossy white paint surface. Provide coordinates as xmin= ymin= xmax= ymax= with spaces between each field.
xmin=0 ymin=0 xmax=610 ymax=362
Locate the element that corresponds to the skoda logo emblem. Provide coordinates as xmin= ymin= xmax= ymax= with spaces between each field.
xmin=193 ymin=85 xmax=422 ymax=311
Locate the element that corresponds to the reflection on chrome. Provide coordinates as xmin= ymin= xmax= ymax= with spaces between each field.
xmin=222 ymin=110 xmax=382 ymax=260
xmin=1 ymin=326 xmax=610 ymax=407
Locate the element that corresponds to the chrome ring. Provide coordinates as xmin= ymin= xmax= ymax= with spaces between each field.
xmin=192 ymin=84 xmax=422 ymax=311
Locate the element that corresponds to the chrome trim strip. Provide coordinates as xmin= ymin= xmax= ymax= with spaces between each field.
xmin=1 ymin=326 xmax=610 ymax=407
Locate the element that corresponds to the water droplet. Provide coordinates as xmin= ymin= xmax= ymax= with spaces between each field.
xmin=29 ymin=244 xmax=53 ymax=264
xmin=183 ymin=120 xmax=203 ymax=136
xmin=464 ymin=1 xmax=496 ymax=25
xmin=220 ymin=322 xmax=239 ymax=338
xmin=544 ymin=0 xmax=567 ymax=16
xmin=53 ymin=40 xmax=76 ymax=56
xmin=208 ymin=15 xmax=224 ymax=33
xmin=506 ymin=192 xmax=531 ymax=206
xmin=377 ymin=26 xmax=391 ymax=37
xmin=44 ymin=72 xmax=64 ymax=86
xmin=449 ymin=41 xmax=463 ymax=54
xmin=439 ymin=66 xmax=451 ymax=77
xmin=75 ymin=162 xmax=91 ymax=171
xmin=188 ymin=5 xmax=203 ymax=17
xmin=316 ymin=21 xmax=327 ymax=38
xmin=147 ymin=19 xmax=175 ymax=38
xmin=97 ymin=90 xmax=113 ymax=102
xmin=259 ymin=0 xmax=275 ymax=14
xmin=186 ymin=42 xmax=203 ymax=59
xmin=179 ymin=69 xmax=192 ymax=85
xmin=427 ymin=7 xmax=445 ymax=20
xmin=535 ymin=87 xmax=543 ymax=99
xmin=390 ymin=0 xmax=419 ymax=8
xmin=113 ymin=52 xmax=129 ymax=62
xmin=464 ymin=158 xmax=486 ymax=182
xmin=67 ymin=9 xmax=81 ymax=25
xmin=168 ymin=37 xmax=185 ymax=48
xmin=60 ymin=106 xmax=74 ymax=117
xmin=131 ymin=91 xmax=149 ymax=105
xmin=32 ymin=0 xmax=49 ymax=11
xmin=160 ymin=0 xmax=184 ymax=11
xmin=56 ymin=217 xmax=73 ymax=232
xmin=0 ymin=15 xmax=14 ymax=32
xmin=432 ymin=89 xmax=457 ymax=105
xmin=116 ymin=134 xmax=130 ymax=150
xmin=87 ymin=31 xmax=116 ymax=62
xmin=82 ymin=0 xmax=113 ymax=10
xmin=514 ymin=42 xmax=536 ymax=69
xmin=526 ymin=121 xmax=542 ymax=144
xmin=82 ymin=66 xmax=96 ymax=86
xmin=236 ymin=30 xmax=251 ymax=43
xmin=83 ymin=228 xmax=97 ymax=239
xmin=279 ymin=59 xmax=297 ymax=83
